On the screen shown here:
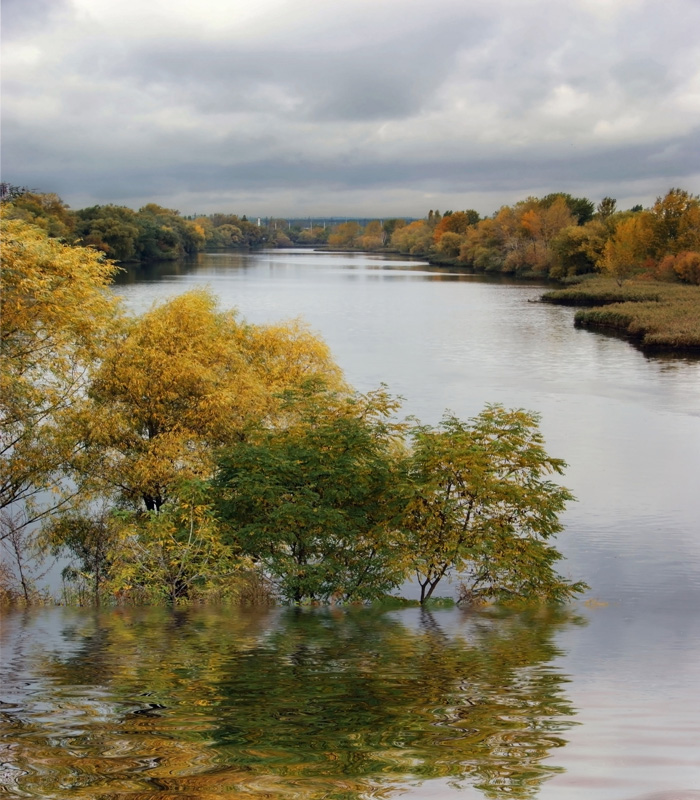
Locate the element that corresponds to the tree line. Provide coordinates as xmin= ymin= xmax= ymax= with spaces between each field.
xmin=2 ymin=184 xmax=697 ymax=285
xmin=387 ymin=189 xmax=700 ymax=285
xmin=1 ymin=218 xmax=586 ymax=607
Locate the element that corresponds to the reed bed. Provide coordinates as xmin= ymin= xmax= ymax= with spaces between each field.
xmin=542 ymin=278 xmax=700 ymax=352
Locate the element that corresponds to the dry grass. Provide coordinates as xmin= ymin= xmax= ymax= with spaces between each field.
xmin=542 ymin=278 xmax=700 ymax=352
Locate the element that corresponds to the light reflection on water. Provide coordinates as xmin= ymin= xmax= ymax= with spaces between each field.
xmin=1 ymin=606 xmax=578 ymax=799
xmin=8 ymin=249 xmax=698 ymax=797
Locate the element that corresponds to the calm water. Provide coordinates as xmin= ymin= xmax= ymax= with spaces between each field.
xmin=2 ymin=250 xmax=700 ymax=799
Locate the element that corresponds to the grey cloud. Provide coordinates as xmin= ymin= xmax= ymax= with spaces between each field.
xmin=8 ymin=116 xmax=696 ymax=207
xmin=80 ymin=12 xmax=494 ymax=123
xmin=611 ymin=58 xmax=670 ymax=95
xmin=0 ymin=0 xmax=74 ymax=40
xmin=2 ymin=0 xmax=699 ymax=214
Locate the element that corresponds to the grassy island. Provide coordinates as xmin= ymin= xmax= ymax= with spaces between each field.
xmin=541 ymin=278 xmax=700 ymax=353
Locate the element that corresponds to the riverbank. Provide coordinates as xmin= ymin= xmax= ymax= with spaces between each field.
xmin=541 ymin=278 xmax=700 ymax=353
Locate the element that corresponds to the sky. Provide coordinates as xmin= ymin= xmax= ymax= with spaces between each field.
xmin=2 ymin=0 xmax=699 ymax=218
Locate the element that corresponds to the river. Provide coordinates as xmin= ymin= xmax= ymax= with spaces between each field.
xmin=2 ymin=249 xmax=699 ymax=799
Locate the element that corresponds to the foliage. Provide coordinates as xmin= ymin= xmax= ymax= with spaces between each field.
xmin=107 ymin=482 xmax=243 ymax=605
xmin=214 ymin=386 xmax=411 ymax=603
xmin=541 ymin=192 xmax=595 ymax=224
xmin=600 ymin=213 xmax=655 ymax=284
xmin=385 ymin=187 xmax=697 ymax=286
xmin=42 ymin=508 xmax=120 ymax=606
xmin=658 ymin=250 xmax=700 ymax=285
xmin=649 ymin=187 xmax=700 ymax=255
xmin=407 ymin=405 xmax=585 ymax=605
xmin=328 ymin=221 xmax=362 ymax=248
xmin=1 ymin=206 xmax=593 ymax=609
xmin=2 ymin=190 xmax=75 ymax=238
xmin=83 ymin=288 xmax=343 ymax=513
xmin=550 ymin=220 xmax=608 ymax=277
xmin=434 ymin=210 xmax=480 ymax=243
xmin=0 ymin=220 xmax=121 ymax=538
xmin=390 ymin=218 xmax=435 ymax=255
xmin=596 ymin=196 xmax=617 ymax=219
xmin=74 ymin=204 xmax=143 ymax=261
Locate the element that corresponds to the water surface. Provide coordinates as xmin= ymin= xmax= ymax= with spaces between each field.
xmin=2 ymin=249 xmax=699 ymax=798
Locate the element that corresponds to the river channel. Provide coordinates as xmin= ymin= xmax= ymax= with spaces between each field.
xmin=2 ymin=249 xmax=699 ymax=799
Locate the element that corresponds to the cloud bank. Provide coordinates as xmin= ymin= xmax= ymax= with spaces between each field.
xmin=2 ymin=0 xmax=699 ymax=215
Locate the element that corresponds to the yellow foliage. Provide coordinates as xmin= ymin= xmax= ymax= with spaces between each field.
xmin=600 ymin=213 xmax=655 ymax=283
xmin=0 ymin=219 xmax=121 ymax=523
xmin=86 ymin=288 xmax=344 ymax=511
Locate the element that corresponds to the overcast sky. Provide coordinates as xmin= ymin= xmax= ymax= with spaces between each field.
xmin=2 ymin=0 xmax=699 ymax=217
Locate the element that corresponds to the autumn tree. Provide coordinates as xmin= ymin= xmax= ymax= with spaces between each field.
xmin=458 ymin=217 xmax=507 ymax=272
xmin=328 ymin=221 xmax=361 ymax=248
xmin=381 ymin=218 xmax=406 ymax=240
xmin=406 ymin=405 xmax=585 ymax=605
xmin=649 ymin=188 xmax=700 ymax=256
xmin=541 ymin=193 xmax=595 ymax=224
xmin=214 ymin=387 xmax=410 ymax=604
xmin=657 ymin=250 xmax=700 ymax=285
xmin=550 ymin=220 xmax=609 ymax=277
xmin=358 ymin=220 xmax=385 ymax=250
xmin=82 ymin=288 xmax=343 ymax=514
xmin=0 ymin=220 xmax=121 ymax=540
xmin=600 ymin=213 xmax=655 ymax=284
xmin=433 ymin=210 xmax=480 ymax=244
xmin=106 ymin=481 xmax=241 ymax=604
xmin=390 ymin=219 xmax=434 ymax=255
xmin=516 ymin=197 xmax=575 ymax=273
xmin=1 ymin=190 xmax=75 ymax=239
xmin=436 ymin=231 xmax=464 ymax=258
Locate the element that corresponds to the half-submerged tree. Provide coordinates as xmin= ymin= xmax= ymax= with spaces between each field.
xmin=407 ymin=405 xmax=586 ymax=605
xmin=214 ymin=386 xmax=410 ymax=604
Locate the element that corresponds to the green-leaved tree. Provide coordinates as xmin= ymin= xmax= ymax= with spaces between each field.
xmin=214 ymin=387 xmax=410 ymax=604
xmin=407 ymin=405 xmax=586 ymax=605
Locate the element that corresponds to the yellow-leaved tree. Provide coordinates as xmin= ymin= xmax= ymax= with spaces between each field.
xmin=0 ymin=219 xmax=121 ymax=540
xmin=600 ymin=213 xmax=655 ymax=284
xmin=71 ymin=288 xmax=344 ymax=602
xmin=83 ymin=288 xmax=344 ymax=513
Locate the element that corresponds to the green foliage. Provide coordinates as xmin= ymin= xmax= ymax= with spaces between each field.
xmin=407 ymin=405 xmax=585 ymax=605
xmin=214 ymin=386 xmax=410 ymax=604
xmin=422 ymin=595 xmax=456 ymax=608
xmin=74 ymin=204 xmax=142 ymax=261
xmin=541 ymin=192 xmax=595 ymax=224
xmin=43 ymin=509 xmax=119 ymax=606
xmin=108 ymin=480 xmax=242 ymax=605
xmin=596 ymin=197 xmax=617 ymax=219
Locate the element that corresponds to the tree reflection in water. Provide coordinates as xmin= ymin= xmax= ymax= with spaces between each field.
xmin=0 ymin=605 xmax=582 ymax=799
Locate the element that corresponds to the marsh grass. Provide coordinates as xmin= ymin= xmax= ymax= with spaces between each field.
xmin=542 ymin=278 xmax=700 ymax=352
